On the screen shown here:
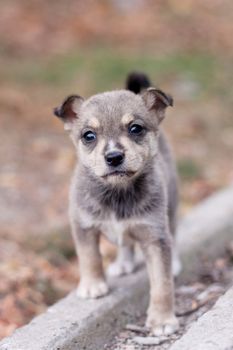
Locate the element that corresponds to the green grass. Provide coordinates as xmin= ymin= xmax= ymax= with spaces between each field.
xmin=178 ymin=158 xmax=202 ymax=180
xmin=0 ymin=47 xmax=219 ymax=95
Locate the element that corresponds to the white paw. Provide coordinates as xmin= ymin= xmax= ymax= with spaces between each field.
xmin=146 ymin=315 xmax=179 ymax=336
xmin=107 ymin=260 xmax=135 ymax=277
xmin=76 ymin=279 xmax=109 ymax=299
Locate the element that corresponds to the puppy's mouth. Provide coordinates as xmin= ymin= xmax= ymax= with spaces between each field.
xmin=102 ymin=170 xmax=135 ymax=179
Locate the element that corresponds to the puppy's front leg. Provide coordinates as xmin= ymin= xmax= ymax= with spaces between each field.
xmin=71 ymin=221 xmax=109 ymax=299
xmin=138 ymin=228 xmax=178 ymax=336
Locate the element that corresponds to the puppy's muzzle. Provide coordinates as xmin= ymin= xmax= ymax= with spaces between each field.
xmin=105 ymin=151 xmax=125 ymax=167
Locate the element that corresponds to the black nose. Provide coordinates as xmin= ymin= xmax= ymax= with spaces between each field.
xmin=105 ymin=151 xmax=125 ymax=167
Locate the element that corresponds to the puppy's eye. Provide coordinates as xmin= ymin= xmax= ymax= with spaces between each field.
xmin=82 ymin=131 xmax=96 ymax=143
xmin=129 ymin=124 xmax=144 ymax=135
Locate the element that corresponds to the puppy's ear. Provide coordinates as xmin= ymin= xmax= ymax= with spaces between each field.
xmin=142 ymin=87 xmax=173 ymax=124
xmin=126 ymin=71 xmax=151 ymax=94
xmin=53 ymin=95 xmax=84 ymax=130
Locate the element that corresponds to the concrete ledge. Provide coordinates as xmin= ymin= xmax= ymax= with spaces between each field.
xmin=1 ymin=186 xmax=233 ymax=350
xmin=170 ymin=286 xmax=233 ymax=350
xmin=0 ymin=270 xmax=149 ymax=350
xmin=177 ymin=185 xmax=233 ymax=281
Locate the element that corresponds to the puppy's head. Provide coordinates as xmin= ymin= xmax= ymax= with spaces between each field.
xmin=54 ymin=88 xmax=173 ymax=185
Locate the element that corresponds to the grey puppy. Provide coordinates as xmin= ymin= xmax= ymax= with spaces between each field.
xmin=54 ymin=72 xmax=181 ymax=336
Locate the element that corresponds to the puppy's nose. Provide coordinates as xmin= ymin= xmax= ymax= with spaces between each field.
xmin=105 ymin=151 xmax=125 ymax=167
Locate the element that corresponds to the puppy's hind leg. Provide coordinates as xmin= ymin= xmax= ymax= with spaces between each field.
xmin=172 ymin=244 xmax=182 ymax=277
xmin=169 ymin=207 xmax=182 ymax=277
xmin=107 ymin=244 xmax=136 ymax=277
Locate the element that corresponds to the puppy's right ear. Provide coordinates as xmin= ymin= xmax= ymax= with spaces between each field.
xmin=53 ymin=95 xmax=84 ymax=130
xmin=142 ymin=88 xmax=173 ymax=125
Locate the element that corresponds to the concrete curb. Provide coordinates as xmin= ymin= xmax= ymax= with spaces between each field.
xmin=170 ymin=286 xmax=233 ymax=350
xmin=0 ymin=270 xmax=149 ymax=350
xmin=177 ymin=185 xmax=233 ymax=281
xmin=1 ymin=185 xmax=233 ymax=350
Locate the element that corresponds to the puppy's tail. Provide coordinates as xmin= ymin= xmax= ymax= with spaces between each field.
xmin=126 ymin=71 xmax=151 ymax=94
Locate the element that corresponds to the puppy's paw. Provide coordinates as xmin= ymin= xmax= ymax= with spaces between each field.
xmin=107 ymin=260 xmax=135 ymax=277
xmin=146 ymin=314 xmax=179 ymax=336
xmin=76 ymin=279 xmax=109 ymax=299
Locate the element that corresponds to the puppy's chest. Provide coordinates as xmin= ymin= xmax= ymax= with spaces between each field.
xmin=79 ymin=198 xmax=132 ymax=245
xmin=99 ymin=214 xmax=130 ymax=245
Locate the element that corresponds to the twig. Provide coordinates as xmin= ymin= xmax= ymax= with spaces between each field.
xmin=176 ymin=292 xmax=220 ymax=317
xmin=125 ymin=324 xmax=149 ymax=334
xmin=176 ymin=302 xmax=203 ymax=317
xmin=133 ymin=336 xmax=166 ymax=346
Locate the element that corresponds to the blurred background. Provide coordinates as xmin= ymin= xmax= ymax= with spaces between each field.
xmin=0 ymin=0 xmax=232 ymax=338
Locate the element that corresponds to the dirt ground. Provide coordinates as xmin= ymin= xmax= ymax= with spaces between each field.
xmin=0 ymin=0 xmax=233 ymax=339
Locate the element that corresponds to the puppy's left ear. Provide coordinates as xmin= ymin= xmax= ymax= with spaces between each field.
xmin=53 ymin=95 xmax=84 ymax=130
xmin=142 ymin=87 xmax=173 ymax=124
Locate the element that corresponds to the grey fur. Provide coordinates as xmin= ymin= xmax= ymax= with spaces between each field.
xmin=54 ymin=73 xmax=180 ymax=335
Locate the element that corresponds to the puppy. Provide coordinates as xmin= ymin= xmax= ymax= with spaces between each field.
xmin=54 ymin=72 xmax=180 ymax=336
